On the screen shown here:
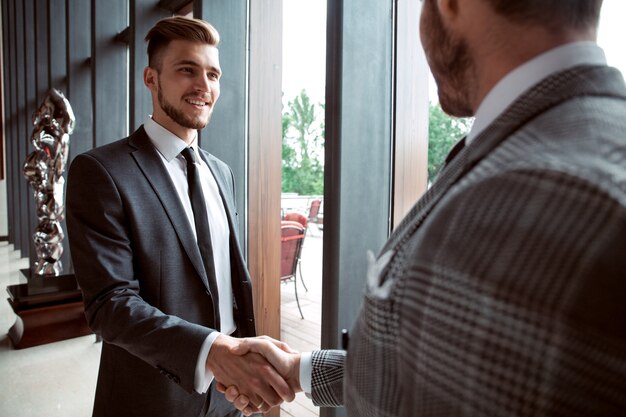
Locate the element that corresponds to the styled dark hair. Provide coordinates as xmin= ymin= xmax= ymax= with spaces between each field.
xmin=145 ymin=16 xmax=220 ymax=69
xmin=485 ymin=0 xmax=603 ymax=29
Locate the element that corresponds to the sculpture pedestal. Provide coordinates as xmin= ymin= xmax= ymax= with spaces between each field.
xmin=6 ymin=270 xmax=92 ymax=349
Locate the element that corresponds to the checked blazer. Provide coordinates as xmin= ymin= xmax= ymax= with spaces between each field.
xmin=310 ymin=64 xmax=626 ymax=416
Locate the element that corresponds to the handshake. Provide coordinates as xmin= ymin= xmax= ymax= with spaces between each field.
xmin=206 ymin=334 xmax=304 ymax=416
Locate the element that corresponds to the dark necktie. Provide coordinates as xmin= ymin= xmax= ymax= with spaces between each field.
xmin=444 ymin=136 xmax=467 ymax=166
xmin=180 ymin=147 xmax=220 ymax=328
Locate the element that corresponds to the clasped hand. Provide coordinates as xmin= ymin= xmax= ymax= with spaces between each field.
xmin=207 ymin=335 xmax=302 ymax=416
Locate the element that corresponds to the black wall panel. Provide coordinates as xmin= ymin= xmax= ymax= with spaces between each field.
xmin=2 ymin=0 xmax=15 ymax=243
xmin=130 ymin=0 xmax=168 ymax=131
xmin=67 ymin=0 xmax=93 ymax=159
xmin=15 ymin=0 xmax=28 ymax=255
xmin=92 ymin=0 xmax=128 ymax=147
xmin=24 ymin=0 xmax=38 ymax=265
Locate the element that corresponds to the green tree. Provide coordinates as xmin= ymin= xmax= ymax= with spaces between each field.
xmin=428 ymin=103 xmax=472 ymax=181
xmin=282 ymin=90 xmax=324 ymax=195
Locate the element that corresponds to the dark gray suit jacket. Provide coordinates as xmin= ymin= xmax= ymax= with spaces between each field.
xmin=311 ymin=65 xmax=626 ymax=416
xmin=66 ymin=126 xmax=255 ymax=417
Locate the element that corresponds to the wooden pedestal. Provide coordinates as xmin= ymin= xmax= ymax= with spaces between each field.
xmin=6 ymin=270 xmax=92 ymax=349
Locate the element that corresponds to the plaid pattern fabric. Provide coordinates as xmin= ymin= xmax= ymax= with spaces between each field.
xmin=310 ymin=65 xmax=626 ymax=416
xmin=311 ymin=350 xmax=346 ymax=407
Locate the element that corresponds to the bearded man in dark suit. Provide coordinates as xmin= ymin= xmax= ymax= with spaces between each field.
xmin=221 ymin=0 xmax=626 ymax=415
xmin=66 ymin=16 xmax=292 ymax=417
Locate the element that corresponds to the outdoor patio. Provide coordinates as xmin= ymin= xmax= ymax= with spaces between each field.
xmin=280 ymin=226 xmax=323 ymax=417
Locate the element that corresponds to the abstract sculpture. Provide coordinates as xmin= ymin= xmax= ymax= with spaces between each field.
xmin=23 ymin=89 xmax=75 ymax=276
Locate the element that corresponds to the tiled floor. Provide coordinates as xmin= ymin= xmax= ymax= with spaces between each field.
xmin=0 ymin=232 xmax=323 ymax=417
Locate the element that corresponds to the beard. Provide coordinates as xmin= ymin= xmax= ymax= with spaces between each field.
xmin=157 ymin=86 xmax=212 ymax=130
xmin=421 ymin=0 xmax=475 ymax=117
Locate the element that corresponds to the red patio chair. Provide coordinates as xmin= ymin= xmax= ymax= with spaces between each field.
xmin=280 ymin=220 xmax=307 ymax=319
xmin=307 ymin=199 xmax=322 ymax=224
xmin=283 ymin=211 xmax=308 ymax=229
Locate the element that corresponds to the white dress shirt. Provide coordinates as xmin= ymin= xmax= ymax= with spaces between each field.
xmin=467 ymin=42 xmax=607 ymax=144
xmin=144 ymin=116 xmax=234 ymax=393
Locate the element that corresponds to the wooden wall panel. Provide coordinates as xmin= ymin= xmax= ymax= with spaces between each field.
xmin=247 ymin=0 xmax=283 ymax=353
xmin=392 ymin=0 xmax=429 ymax=227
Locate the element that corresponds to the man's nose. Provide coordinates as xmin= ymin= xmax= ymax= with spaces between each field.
xmin=194 ymin=74 xmax=212 ymax=93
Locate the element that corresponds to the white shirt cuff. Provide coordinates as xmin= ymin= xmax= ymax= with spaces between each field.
xmin=194 ymin=332 xmax=221 ymax=393
xmin=299 ymin=351 xmax=313 ymax=394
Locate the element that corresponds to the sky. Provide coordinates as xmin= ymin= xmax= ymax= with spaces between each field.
xmin=282 ymin=0 xmax=626 ymax=106
xmin=282 ymin=0 xmax=327 ymax=106
xmin=597 ymin=0 xmax=626 ymax=73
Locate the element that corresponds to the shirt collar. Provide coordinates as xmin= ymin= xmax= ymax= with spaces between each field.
xmin=467 ymin=42 xmax=607 ymax=144
xmin=143 ymin=116 xmax=199 ymax=162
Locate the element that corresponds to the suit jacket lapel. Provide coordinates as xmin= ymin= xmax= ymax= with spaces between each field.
xmin=129 ymin=128 xmax=211 ymax=291
xmin=383 ymin=65 xmax=626 ymax=255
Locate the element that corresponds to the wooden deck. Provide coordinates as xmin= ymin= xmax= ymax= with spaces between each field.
xmin=280 ymin=227 xmax=323 ymax=417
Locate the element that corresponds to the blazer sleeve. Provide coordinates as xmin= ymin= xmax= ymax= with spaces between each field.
xmin=310 ymin=349 xmax=346 ymax=407
xmin=66 ymin=153 xmax=213 ymax=393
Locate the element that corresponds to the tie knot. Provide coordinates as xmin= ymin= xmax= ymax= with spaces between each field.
xmin=181 ymin=147 xmax=197 ymax=165
xmin=444 ymin=136 xmax=466 ymax=165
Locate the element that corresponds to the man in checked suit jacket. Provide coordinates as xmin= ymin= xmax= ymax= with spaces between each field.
xmin=66 ymin=17 xmax=291 ymax=417
xmin=222 ymin=0 xmax=626 ymax=415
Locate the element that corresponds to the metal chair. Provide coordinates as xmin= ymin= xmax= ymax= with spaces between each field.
xmin=282 ymin=213 xmax=309 ymax=292
xmin=280 ymin=220 xmax=307 ymax=319
xmin=307 ymin=199 xmax=322 ymax=224
xmin=283 ymin=211 xmax=308 ymax=229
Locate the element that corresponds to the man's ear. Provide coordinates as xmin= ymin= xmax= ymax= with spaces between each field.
xmin=437 ymin=0 xmax=460 ymax=24
xmin=144 ymin=66 xmax=157 ymax=91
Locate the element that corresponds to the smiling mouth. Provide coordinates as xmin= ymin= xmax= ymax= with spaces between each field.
xmin=185 ymin=98 xmax=210 ymax=107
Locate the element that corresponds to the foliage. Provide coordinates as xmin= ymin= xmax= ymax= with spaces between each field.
xmin=428 ymin=103 xmax=473 ymax=181
xmin=282 ymin=90 xmax=325 ymax=195
xmin=281 ymin=92 xmax=471 ymax=193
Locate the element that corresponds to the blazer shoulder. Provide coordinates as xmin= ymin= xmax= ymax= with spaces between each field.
xmin=73 ymin=126 xmax=150 ymax=165
xmin=199 ymin=147 xmax=235 ymax=187
xmin=199 ymin=147 xmax=231 ymax=171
